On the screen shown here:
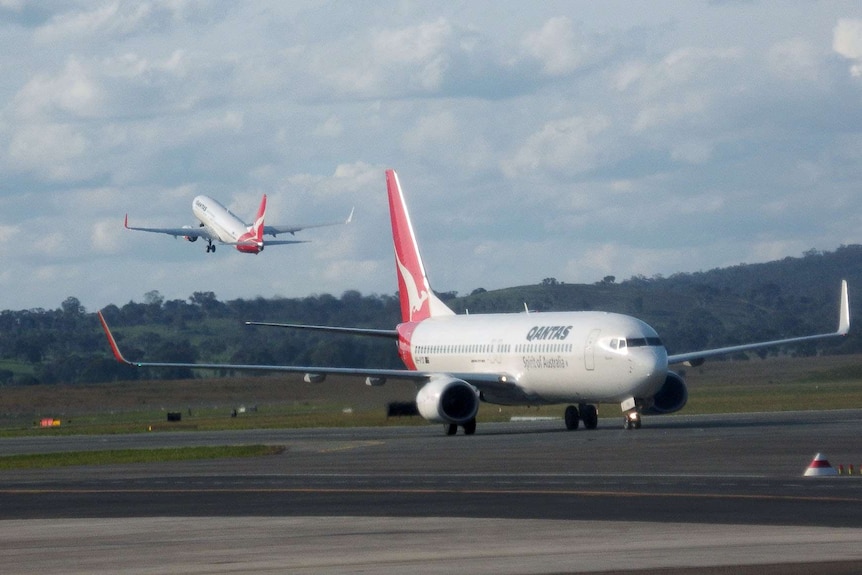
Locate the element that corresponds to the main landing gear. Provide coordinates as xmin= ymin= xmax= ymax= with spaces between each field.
xmin=564 ymin=404 xmax=598 ymax=431
xmin=205 ymin=240 xmax=216 ymax=253
xmin=444 ymin=418 xmax=477 ymax=436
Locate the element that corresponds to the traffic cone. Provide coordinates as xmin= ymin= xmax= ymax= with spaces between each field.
xmin=804 ymin=453 xmax=838 ymax=477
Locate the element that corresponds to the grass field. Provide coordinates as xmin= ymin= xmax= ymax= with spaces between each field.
xmin=0 ymin=445 xmax=284 ymax=470
xmin=1 ymin=353 xmax=861 ymax=437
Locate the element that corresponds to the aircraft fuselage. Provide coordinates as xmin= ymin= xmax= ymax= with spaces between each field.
xmin=396 ymin=311 xmax=668 ymax=406
xmin=191 ymin=195 xmax=251 ymax=246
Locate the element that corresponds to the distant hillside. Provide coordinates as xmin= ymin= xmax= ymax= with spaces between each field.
xmin=455 ymin=245 xmax=860 ymax=355
xmin=0 ymin=245 xmax=858 ymax=386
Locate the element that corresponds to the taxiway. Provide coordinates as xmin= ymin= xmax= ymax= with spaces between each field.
xmin=1 ymin=410 xmax=861 ymax=573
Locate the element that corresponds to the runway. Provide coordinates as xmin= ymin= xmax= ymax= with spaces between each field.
xmin=2 ymin=410 xmax=862 ymax=573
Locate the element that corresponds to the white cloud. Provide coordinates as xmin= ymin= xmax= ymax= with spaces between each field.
xmin=833 ymin=18 xmax=862 ymax=76
xmin=767 ymin=38 xmax=822 ymax=82
xmin=503 ymin=115 xmax=612 ymax=178
xmin=402 ymin=110 xmax=458 ymax=152
xmin=0 ymin=1 xmax=860 ymax=311
xmin=522 ymin=16 xmax=584 ymax=76
xmin=309 ymin=18 xmax=457 ymax=98
xmin=669 ymin=139 xmax=713 ymax=164
xmin=621 ymin=47 xmax=744 ymax=99
xmin=633 ymin=91 xmax=711 ymax=132
xmin=13 ymin=57 xmax=102 ymax=120
xmin=7 ymin=123 xmax=90 ymax=179
xmin=34 ymin=2 xmax=176 ymax=44
xmin=314 ymin=115 xmax=343 ymax=138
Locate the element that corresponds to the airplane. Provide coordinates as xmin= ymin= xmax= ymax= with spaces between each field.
xmin=98 ymin=169 xmax=851 ymax=435
xmin=124 ymin=194 xmax=354 ymax=254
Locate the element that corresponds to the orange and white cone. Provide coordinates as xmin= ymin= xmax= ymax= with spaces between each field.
xmin=804 ymin=452 xmax=838 ymax=477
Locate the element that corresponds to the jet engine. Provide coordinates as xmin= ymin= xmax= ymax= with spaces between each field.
xmin=415 ymin=376 xmax=480 ymax=424
xmin=182 ymin=225 xmax=198 ymax=242
xmin=642 ymin=371 xmax=688 ymax=415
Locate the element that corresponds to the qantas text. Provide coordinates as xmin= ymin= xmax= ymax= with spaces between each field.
xmin=526 ymin=325 xmax=573 ymax=342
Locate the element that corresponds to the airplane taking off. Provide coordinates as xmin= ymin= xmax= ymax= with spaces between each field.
xmin=99 ymin=170 xmax=851 ymax=434
xmin=124 ymin=194 xmax=353 ymax=254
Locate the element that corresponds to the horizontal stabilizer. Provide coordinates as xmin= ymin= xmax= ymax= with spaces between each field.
xmin=246 ymin=321 xmax=398 ymax=338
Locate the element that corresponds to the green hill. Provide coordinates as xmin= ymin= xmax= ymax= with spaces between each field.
xmin=0 ymin=245 xmax=859 ymax=386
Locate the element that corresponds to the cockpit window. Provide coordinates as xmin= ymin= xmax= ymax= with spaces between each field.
xmin=625 ymin=337 xmax=663 ymax=347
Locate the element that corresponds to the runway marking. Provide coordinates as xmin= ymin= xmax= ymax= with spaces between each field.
xmin=3 ymin=486 xmax=861 ymax=504
xmin=317 ymin=440 xmax=385 ymax=453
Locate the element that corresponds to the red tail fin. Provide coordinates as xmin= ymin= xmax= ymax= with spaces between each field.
xmin=386 ymin=170 xmax=454 ymax=323
xmin=236 ymin=194 xmax=267 ymax=253
xmin=252 ymin=194 xmax=267 ymax=243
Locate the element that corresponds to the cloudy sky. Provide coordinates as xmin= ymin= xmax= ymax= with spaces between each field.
xmin=1 ymin=1 xmax=862 ymax=312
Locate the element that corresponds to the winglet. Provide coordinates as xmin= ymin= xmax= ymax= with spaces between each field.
xmin=838 ymin=279 xmax=850 ymax=335
xmin=124 ymin=214 xmax=129 ymax=229
xmin=345 ymin=206 xmax=355 ymax=224
xmin=97 ymin=311 xmax=133 ymax=365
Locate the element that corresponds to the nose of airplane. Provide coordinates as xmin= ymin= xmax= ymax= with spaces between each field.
xmin=633 ymin=344 xmax=669 ymax=396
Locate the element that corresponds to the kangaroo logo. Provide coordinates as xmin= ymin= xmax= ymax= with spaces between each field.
xmin=396 ymin=254 xmax=428 ymax=321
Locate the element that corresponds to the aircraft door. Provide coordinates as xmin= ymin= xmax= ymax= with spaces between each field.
xmin=584 ymin=329 xmax=601 ymax=371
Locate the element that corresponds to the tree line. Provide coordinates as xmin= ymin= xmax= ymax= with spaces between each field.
xmin=1 ymin=245 xmax=860 ymax=386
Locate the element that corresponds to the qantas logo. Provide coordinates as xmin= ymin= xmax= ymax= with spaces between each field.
xmin=526 ymin=325 xmax=573 ymax=341
xmin=396 ymin=254 xmax=429 ymax=321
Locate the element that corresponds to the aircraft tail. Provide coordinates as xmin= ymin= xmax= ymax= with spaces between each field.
xmin=235 ymin=194 xmax=267 ymax=253
xmin=251 ymin=194 xmax=267 ymax=244
xmin=385 ymin=169 xmax=455 ymax=323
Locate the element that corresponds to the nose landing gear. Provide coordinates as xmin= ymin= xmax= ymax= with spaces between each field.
xmin=623 ymin=410 xmax=641 ymax=430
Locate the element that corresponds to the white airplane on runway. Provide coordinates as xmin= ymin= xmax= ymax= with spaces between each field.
xmin=125 ymin=194 xmax=353 ymax=254
xmin=99 ymin=170 xmax=851 ymax=434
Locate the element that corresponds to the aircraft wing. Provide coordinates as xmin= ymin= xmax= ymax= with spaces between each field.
xmin=124 ymin=215 xmax=217 ymax=241
xmin=98 ymin=311 xmax=522 ymax=397
xmin=262 ymin=207 xmax=354 ymax=237
xmin=667 ymin=279 xmax=850 ymax=366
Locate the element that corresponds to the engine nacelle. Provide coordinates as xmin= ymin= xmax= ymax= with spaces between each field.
xmin=415 ymin=376 xmax=480 ymax=424
xmin=182 ymin=226 xmax=198 ymax=242
xmin=642 ymin=371 xmax=688 ymax=415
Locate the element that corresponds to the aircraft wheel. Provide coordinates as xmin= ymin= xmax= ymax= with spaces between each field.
xmin=580 ymin=404 xmax=598 ymax=429
xmin=463 ymin=419 xmax=477 ymax=435
xmin=444 ymin=424 xmax=458 ymax=436
xmin=564 ymin=405 xmax=580 ymax=430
